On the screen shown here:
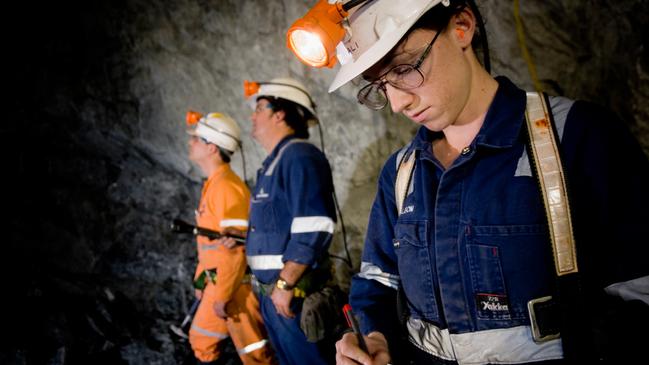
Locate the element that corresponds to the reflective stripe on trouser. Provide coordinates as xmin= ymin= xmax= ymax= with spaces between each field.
xmin=190 ymin=283 xmax=275 ymax=364
xmin=259 ymin=294 xmax=328 ymax=365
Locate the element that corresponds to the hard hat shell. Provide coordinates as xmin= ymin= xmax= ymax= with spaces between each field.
xmin=250 ymin=77 xmax=319 ymax=126
xmin=187 ymin=112 xmax=241 ymax=152
xmin=329 ymin=0 xmax=449 ymax=92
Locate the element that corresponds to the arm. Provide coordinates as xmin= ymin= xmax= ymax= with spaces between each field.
xmin=560 ymin=101 xmax=649 ymax=358
xmin=280 ymin=145 xmax=337 ymax=268
xmin=271 ymin=260 xmax=309 ymax=318
xmin=339 ymin=154 xmax=403 ymax=363
xmin=561 ymin=101 xmax=649 ymax=289
xmin=272 ymin=145 xmax=337 ymax=317
xmin=208 ymin=179 xmax=250 ymax=317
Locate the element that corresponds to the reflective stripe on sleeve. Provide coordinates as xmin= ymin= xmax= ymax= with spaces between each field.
xmin=190 ymin=324 xmax=229 ymax=339
xmin=357 ymin=261 xmax=400 ymax=289
xmin=290 ymin=216 xmax=335 ymax=234
xmin=200 ymin=244 xmax=217 ymax=251
xmin=407 ymin=318 xmax=563 ymax=364
xmin=237 ymin=339 xmax=268 ymax=355
xmin=604 ymin=275 xmax=649 ymax=305
xmin=247 ymin=255 xmax=284 ymax=270
xmin=220 ymin=219 xmax=249 ymax=228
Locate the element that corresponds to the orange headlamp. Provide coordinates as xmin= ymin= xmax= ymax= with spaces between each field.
xmin=186 ymin=110 xmax=203 ymax=126
xmin=286 ymin=0 xmax=349 ymax=68
xmin=243 ymin=80 xmax=261 ymax=99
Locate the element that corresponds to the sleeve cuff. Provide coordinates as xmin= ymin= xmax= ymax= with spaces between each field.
xmin=282 ymin=240 xmax=319 ymax=266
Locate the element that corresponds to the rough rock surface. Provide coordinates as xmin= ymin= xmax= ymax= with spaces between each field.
xmin=5 ymin=0 xmax=647 ymax=363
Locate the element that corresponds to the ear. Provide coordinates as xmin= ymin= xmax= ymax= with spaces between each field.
xmin=271 ymin=109 xmax=286 ymax=125
xmin=207 ymin=143 xmax=218 ymax=154
xmin=450 ymin=7 xmax=476 ymax=50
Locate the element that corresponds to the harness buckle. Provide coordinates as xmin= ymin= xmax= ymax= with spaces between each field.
xmin=527 ymin=296 xmax=561 ymax=343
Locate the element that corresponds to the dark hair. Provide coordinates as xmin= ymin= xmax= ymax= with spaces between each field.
xmin=412 ymin=1 xmax=482 ymax=47
xmin=417 ymin=0 xmax=488 ymax=68
xmin=377 ymin=0 xmax=489 ymax=72
xmin=259 ymin=96 xmax=312 ymax=139
xmin=217 ymin=146 xmax=232 ymax=163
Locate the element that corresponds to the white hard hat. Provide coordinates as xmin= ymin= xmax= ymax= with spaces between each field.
xmin=248 ymin=77 xmax=319 ymax=126
xmin=328 ymin=0 xmax=449 ymax=93
xmin=187 ymin=112 xmax=241 ymax=152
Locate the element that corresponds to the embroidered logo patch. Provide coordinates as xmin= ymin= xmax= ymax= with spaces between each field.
xmin=256 ymin=188 xmax=269 ymax=199
xmin=402 ymin=205 xmax=414 ymax=214
xmin=475 ymin=293 xmax=510 ymax=314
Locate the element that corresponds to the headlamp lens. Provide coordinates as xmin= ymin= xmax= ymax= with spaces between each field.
xmin=289 ymin=30 xmax=328 ymax=67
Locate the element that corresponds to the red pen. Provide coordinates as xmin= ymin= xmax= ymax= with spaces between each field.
xmin=343 ymin=304 xmax=369 ymax=354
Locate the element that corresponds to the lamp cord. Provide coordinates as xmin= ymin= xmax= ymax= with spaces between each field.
xmin=317 ymin=121 xmax=353 ymax=269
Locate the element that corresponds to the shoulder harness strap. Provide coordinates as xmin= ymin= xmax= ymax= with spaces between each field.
xmin=525 ymin=92 xmax=578 ymax=276
xmin=395 ymin=144 xmax=416 ymax=216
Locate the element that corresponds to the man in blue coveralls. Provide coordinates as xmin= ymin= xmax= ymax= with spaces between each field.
xmin=242 ymin=77 xmax=337 ymax=365
xmin=284 ymin=0 xmax=649 ymax=364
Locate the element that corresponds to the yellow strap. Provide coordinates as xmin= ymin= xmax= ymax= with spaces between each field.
xmin=514 ymin=0 xmax=543 ymax=93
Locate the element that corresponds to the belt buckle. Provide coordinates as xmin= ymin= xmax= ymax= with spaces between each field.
xmin=527 ymin=296 xmax=560 ymax=343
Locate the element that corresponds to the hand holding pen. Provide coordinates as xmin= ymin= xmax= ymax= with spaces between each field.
xmin=336 ymin=304 xmax=392 ymax=365
xmin=343 ymin=304 xmax=369 ymax=353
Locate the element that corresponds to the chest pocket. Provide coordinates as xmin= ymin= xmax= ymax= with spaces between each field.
xmin=250 ymin=198 xmax=278 ymax=234
xmin=393 ymin=220 xmax=439 ymax=320
xmin=466 ymin=224 xmax=553 ymax=323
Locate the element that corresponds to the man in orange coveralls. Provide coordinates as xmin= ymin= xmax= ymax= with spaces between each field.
xmin=186 ymin=111 xmax=275 ymax=365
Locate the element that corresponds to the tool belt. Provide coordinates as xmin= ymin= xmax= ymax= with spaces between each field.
xmin=194 ymin=268 xmax=252 ymax=291
xmin=250 ymin=258 xmax=332 ymax=298
xmin=249 ymin=277 xmax=348 ymax=343
xmin=193 ymin=269 xmax=217 ymax=290
xmin=250 ymin=274 xmax=307 ymax=298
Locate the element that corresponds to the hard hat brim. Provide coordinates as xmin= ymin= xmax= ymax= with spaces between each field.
xmin=328 ymin=1 xmax=438 ymax=93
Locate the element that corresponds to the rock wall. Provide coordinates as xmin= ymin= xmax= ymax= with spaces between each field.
xmin=5 ymin=0 xmax=648 ymax=363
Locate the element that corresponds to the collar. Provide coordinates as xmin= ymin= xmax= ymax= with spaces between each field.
xmin=208 ymin=163 xmax=230 ymax=180
xmin=203 ymin=163 xmax=231 ymax=193
xmin=261 ymin=134 xmax=299 ymax=169
xmin=409 ymin=76 xmax=527 ymax=152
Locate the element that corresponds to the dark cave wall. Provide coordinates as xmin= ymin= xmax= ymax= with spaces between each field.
xmin=6 ymin=1 xmax=200 ymax=363
xmin=5 ymin=0 xmax=648 ymax=364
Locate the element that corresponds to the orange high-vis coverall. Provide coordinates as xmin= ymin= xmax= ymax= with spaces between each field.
xmin=190 ymin=164 xmax=275 ymax=364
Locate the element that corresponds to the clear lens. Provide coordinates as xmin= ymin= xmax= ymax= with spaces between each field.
xmin=357 ymin=65 xmax=424 ymax=110
xmin=289 ymin=30 xmax=327 ymax=66
xmin=357 ymin=83 xmax=388 ymax=110
xmin=387 ymin=65 xmax=424 ymax=89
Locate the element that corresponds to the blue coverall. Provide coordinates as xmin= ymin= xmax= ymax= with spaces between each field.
xmin=247 ymin=135 xmax=337 ymax=365
xmin=350 ymin=77 xmax=649 ymax=364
